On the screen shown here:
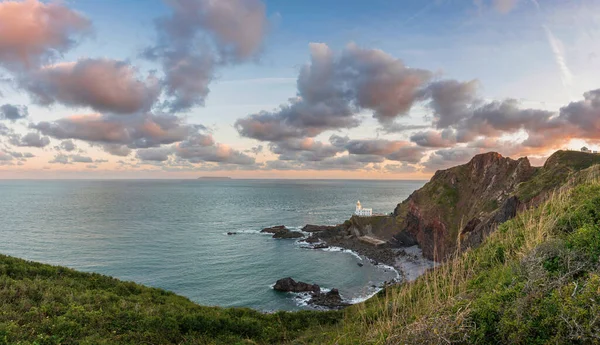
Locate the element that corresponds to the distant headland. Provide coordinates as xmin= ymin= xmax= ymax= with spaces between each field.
xmin=197 ymin=176 xmax=232 ymax=180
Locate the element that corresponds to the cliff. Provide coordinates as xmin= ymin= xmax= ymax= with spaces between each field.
xmin=345 ymin=150 xmax=600 ymax=262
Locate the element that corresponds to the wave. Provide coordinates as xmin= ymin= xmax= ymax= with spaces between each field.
xmin=222 ymin=229 xmax=271 ymax=235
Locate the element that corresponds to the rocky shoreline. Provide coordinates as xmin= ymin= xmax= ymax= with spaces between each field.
xmin=299 ymin=224 xmax=402 ymax=270
xmin=256 ymin=223 xmax=411 ymax=309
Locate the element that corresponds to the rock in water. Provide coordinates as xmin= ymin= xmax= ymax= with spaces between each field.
xmin=302 ymin=235 xmax=321 ymax=244
xmin=261 ymin=225 xmax=304 ymax=239
xmin=309 ymin=289 xmax=350 ymax=309
xmin=273 ymin=231 xmax=304 ymax=239
xmin=302 ymin=224 xmax=338 ymax=232
xmin=260 ymin=225 xmax=288 ymax=234
xmin=273 ymin=277 xmax=320 ymax=293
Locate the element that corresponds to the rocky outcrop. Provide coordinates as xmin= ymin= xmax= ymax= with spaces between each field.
xmin=292 ymin=151 xmax=600 ymax=265
xmin=390 ymin=152 xmax=537 ymax=261
xmin=273 ymin=277 xmax=320 ymax=293
xmin=302 ymin=225 xmax=338 ymax=232
xmin=261 ymin=225 xmax=289 ymax=234
xmin=261 ymin=226 xmax=304 ymax=239
xmin=273 ymin=231 xmax=304 ymax=239
xmin=273 ymin=278 xmax=349 ymax=309
xmin=308 ymin=289 xmax=349 ymax=309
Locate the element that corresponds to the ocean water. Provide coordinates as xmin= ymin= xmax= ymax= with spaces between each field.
xmin=0 ymin=179 xmax=425 ymax=311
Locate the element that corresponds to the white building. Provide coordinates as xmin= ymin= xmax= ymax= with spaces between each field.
xmin=355 ymin=200 xmax=372 ymax=217
xmin=581 ymin=146 xmax=590 ymax=153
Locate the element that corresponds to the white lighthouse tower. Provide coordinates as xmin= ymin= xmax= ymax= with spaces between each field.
xmin=355 ymin=200 xmax=372 ymax=217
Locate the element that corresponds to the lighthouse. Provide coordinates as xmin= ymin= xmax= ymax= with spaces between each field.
xmin=355 ymin=200 xmax=373 ymax=217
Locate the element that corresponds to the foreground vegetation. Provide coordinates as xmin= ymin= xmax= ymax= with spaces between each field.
xmin=3 ymin=158 xmax=600 ymax=344
xmin=0 ymin=256 xmax=341 ymax=344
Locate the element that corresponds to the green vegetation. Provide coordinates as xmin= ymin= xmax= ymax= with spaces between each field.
xmin=3 ymin=152 xmax=600 ymax=344
xmin=0 ymin=256 xmax=341 ymax=344
xmin=517 ymin=150 xmax=600 ymax=202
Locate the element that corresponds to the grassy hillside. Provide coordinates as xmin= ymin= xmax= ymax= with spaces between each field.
xmin=0 ymin=256 xmax=341 ymax=345
xmin=3 ymin=154 xmax=600 ymax=344
xmin=516 ymin=150 xmax=600 ymax=202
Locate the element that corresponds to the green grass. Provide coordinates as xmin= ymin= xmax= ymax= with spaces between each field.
xmin=517 ymin=150 xmax=600 ymax=202
xmin=0 ymin=256 xmax=342 ymax=345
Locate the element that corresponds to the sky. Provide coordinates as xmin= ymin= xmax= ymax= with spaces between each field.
xmin=0 ymin=0 xmax=600 ymax=179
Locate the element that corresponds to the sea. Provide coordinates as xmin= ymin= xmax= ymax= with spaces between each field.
xmin=0 ymin=179 xmax=426 ymax=311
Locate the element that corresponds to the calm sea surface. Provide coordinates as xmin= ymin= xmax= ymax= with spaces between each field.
xmin=0 ymin=179 xmax=425 ymax=311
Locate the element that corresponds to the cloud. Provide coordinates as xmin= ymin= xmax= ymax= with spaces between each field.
xmin=543 ymin=25 xmax=574 ymax=90
xmin=247 ymin=145 xmax=263 ymax=155
xmin=71 ymin=154 xmax=93 ymax=163
xmin=235 ymin=97 xmax=358 ymax=141
xmin=173 ymin=132 xmax=255 ymax=165
xmin=102 ymin=144 xmax=132 ymax=157
xmin=473 ymin=0 xmax=520 ymax=14
xmin=0 ymin=0 xmax=91 ymax=70
xmin=236 ymin=43 xmax=431 ymax=143
xmin=48 ymin=153 xmax=105 ymax=165
xmin=384 ymin=163 xmax=419 ymax=174
xmin=420 ymin=80 xmax=479 ymax=128
xmin=270 ymin=137 xmax=343 ymax=162
xmin=136 ymin=147 xmax=173 ymax=162
xmin=378 ymin=122 xmax=430 ymax=134
xmin=422 ymin=147 xmax=481 ymax=172
xmin=6 ymin=151 xmax=34 ymax=159
xmin=344 ymin=139 xmax=426 ymax=163
xmin=59 ymin=140 xmax=77 ymax=152
xmin=49 ymin=154 xmax=70 ymax=164
xmin=0 ymin=151 xmax=13 ymax=162
xmin=339 ymin=43 xmax=432 ymax=122
xmin=0 ymin=104 xmax=28 ymax=121
xmin=31 ymin=113 xmax=196 ymax=149
xmin=494 ymin=0 xmax=519 ymax=13
xmin=146 ymin=0 xmax=268 ymax=112
xmin=10 ymin=132 xmax=50 ymax=148
xmin=22 ymin=59 xmax=160 ymax=114
xmin=410 ymin=130 xmax=457 ymax=148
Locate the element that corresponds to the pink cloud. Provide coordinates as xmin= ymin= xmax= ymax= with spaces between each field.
xmin=23 ymin=59 xmax=160 ymax=114
xmin=0 ymin=0 xmax=90 ymax=70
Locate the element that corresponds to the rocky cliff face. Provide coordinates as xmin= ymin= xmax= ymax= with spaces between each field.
xmin=391 ymin=152 xmax=537 ymax=261
xmin=334 ymin=150 xmax=600 ymax=262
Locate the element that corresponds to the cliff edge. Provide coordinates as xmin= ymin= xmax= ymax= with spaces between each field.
xmin=344 ymin=150 xmax=600 ymax=262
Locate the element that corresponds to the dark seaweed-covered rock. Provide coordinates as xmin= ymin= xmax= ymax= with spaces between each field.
xmin=273 ymin=231 xmax=304 ymax=239
xmin=302 ymin=224 xmax=338 ymax=232
xmin=309 ymin=289 xmax=350 ymax=309
xmin=273 ymin=277 xmax=320 ymax=293
xmin=261 ymin=225 xmax=288 ymax=234
xmin=261 ymin=225 xmax=304 ymax=239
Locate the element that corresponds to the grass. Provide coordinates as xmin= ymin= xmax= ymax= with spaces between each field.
xmin=517 ymin=150 xmax=600 ymax=202
xmin=0 ymin=256 xmax=342 ymax=345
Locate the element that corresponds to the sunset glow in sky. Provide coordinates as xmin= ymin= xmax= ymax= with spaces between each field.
xmin=1 ymin=0 xmax=600 ymax=179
